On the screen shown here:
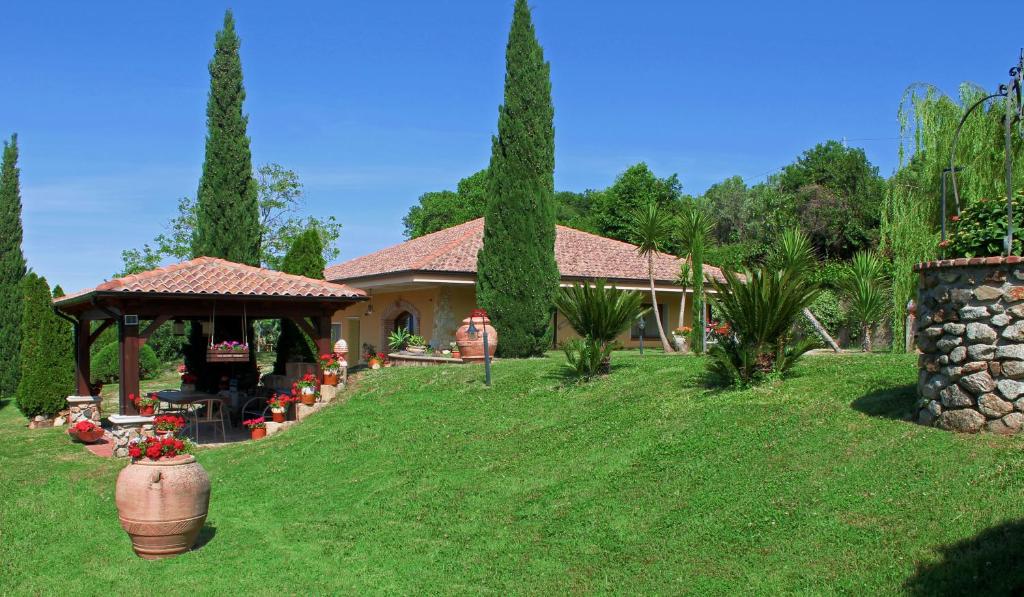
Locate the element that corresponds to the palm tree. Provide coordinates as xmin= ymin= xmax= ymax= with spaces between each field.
xmin=676 ymin=261 xmax=691 ymax=347
xmin=630 ymin=202 xmax=675 ymax=353
xmin=678 ymin=204 xmax=714 ymax=353
xmin=838 ymin=251 xmax=889 ymax=351
xmin=554 ymin=280 xmax=645 ymax=374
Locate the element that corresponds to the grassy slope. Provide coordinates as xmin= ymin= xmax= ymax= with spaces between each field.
xmin=2 ymin=353 xmax=1023 ymax=595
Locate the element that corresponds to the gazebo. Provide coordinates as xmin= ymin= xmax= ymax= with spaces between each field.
xmin=53 ymin=257 xmax=367 ymax=414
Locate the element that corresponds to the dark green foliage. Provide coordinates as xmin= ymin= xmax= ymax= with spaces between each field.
xmin=191 ymin=10 xmax=259 ymax=266
xmin=946 ymin=195 xmax=1024 ymax=257
xmin=403 ymin=170 xmax=489 ymax=238
xmin=553 ymin=280 xmax=644 ymax=377
xmin=797 ymin=289 xmax=846 ymax=341
xmin=704 ymin=242 xmax=766 ymax=272
xmin=274 ymin=229 xmax=326 ymax=373
xmin=476 ymin=0 xmax=559 ymax=358
xmin=15 ymin=274 xmax=74 ymax=417
xmin=838 ymin=251 xmax=890 ymax=351
xmin=679 ymin=203 xmax=715 ymax=353
xmin=91 ymin=341 xmax=162 ymax=384
xmin=593 ymin=163 xmax=685 ymax=252
xmin=0 ymin=134 xmax=26 ymax=398
xmin=706 ymin=230 xmax=821 ymax=386
xmin=778 ymin=140 xmax=885 ymax=260
xmin=51 ymin=285 xmax=64 ymax=298
xmin=145 ymin=321 xmax=188 ymax=364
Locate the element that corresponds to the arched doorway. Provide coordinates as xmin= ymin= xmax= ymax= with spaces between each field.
xmin=393 ymin=310 xmax=415 ymax=335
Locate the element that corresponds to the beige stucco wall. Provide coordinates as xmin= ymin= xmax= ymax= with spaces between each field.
xmin=333 ymin=283 xmax=697 ymax=358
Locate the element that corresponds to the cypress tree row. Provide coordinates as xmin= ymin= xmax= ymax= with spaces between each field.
xmin=192 ymin=9 xmax=260 ymax=265
xmin=273 ymin=229 xmax=326 ymax=373
xmin=16 ymin=273 xmax=75 ymax=417
xmin=0 ymin=134 xmax=26 ymax=399
xmin=476 ymin=0 xmax=559 ymax=358
xmin=186 ymin=10 xmax=261 ymax=386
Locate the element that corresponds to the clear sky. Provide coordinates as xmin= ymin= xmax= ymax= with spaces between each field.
xmin=2 ymin=0 xmax=1020 ymax=291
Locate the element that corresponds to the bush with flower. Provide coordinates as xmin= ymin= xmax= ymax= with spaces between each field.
xmin=945 ymin=195 xmax=1024 ymax=258
xmin=318 ymin=353 xmax=341 ymax=374
xmin=72 ymin=420 xmax=100 ymax=434
xmin=127 ymin=435 xmax=193 ymax=460
xmin=131 ymin=393 xmax=159 ymax=411
xmin=210 ymin=340 xmax=249 ymax=352
xmin=242 ymin=417 xmax=266 ymax=430
xmin=293 ymin=373 xmax=318 ymax=394
xmin=154 ymin=414 xmax=186 ymax=433
xmin=267 ymin=393 xmax=293 ymax=411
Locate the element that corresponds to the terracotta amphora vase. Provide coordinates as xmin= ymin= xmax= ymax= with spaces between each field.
xmin=455 ymin=313 xmax=497 ymax=362
xmin=115 ymin=454 xmax=211 ymax=560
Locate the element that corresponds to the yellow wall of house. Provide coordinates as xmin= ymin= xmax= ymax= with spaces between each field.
xmin=333 ymin=284 xmax=695 ymax=358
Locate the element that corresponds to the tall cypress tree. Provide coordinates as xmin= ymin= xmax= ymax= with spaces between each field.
xmin=0 ymin=134 xmax=26 ymax=398
xmin=16 ymin=274 xmax=74 ymax=417
xmin=476 ymin=0 xmax=558 ymax=358
xmin=273 ymin=229 xmax=326 ymax=374
xmin=192 ymin=9 xmax=259 ymax=265
xmin=187 ymin=10 xmax=260 ymax=386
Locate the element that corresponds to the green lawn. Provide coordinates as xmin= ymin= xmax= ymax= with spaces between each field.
xmin=2 ymin=353 xmax=1023 ymax=594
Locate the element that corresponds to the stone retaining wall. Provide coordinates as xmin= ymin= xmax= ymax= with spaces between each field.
xmin=914 ymin=257 xmax=1024 ymax=434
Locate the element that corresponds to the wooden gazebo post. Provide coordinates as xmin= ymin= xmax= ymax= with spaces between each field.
xmin=118 ymin=318 xmax=141 ymax=415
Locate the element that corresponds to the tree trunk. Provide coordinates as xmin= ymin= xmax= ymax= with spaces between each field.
xmin=802 ymin=308 xmax=840 ymax=352
xmin=649 ymin=253 xmax=673 ymax=353
xmin=862 ymin=325 xmax=872 ymax=352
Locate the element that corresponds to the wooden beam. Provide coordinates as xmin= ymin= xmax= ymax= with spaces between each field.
xmin=87 ymin=319 xmax=114 ymax=347
xmin=315 ymin=315 xmax=333 ymax=378
xmin=118 ymin=322 xmax=141 ymax=415
xmin=138 ymin=314 xmax=171 ymax=342
xmin=75 ymin=319 xmax=92 ymax=396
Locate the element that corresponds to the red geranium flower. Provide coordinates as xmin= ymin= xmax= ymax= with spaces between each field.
xmin=128 ymin=445 xmax=142 ymax=458
xmin=145 ymin=444 xmax=163 ymax=459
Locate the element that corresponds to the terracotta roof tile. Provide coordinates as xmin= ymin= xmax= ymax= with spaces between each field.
xmin=56 ymin=257 xmax=366 ymax=305
xmin=324 ymin=218 xmax=725 ymax=285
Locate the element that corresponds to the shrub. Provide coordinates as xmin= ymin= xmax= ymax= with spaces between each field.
xmin=837 ymin=251 xmax=890 ymax=351
xmin=388 ymin=327 xmax=412 ymax=352
xmin=92 ymin=341 xmax=162 ymax=384
xmin=946 ymin=196 xmax=1024 ymax=257
xmin=553 ymin=280 xmax=644 ymax=377
xmin=145 ymin=320 xmax=188 ymax=363
xmin=15 ymin=274 xmax=74 ymax=417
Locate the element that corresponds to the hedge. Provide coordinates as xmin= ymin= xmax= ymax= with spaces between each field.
xmin=92 ymin=341 xmax=161 ymax=384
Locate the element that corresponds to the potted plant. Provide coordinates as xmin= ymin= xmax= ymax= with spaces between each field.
xmin=131 ymin=393 xmax=159 ymax=416
xmin=178 ymin=364 xmax=198 ymax=392
xmin=366 ymin=352 xmax=381 ymax=369
xmin=671 ymin=326 xmax=692 ymax=352
xmin=450 ymin=341 xmax=461 ymax=360
xmin=116 ymin=435 xmax=207 ymax=559
xmin=379 ymin=352 xmax=391 ymax=367
xmin=319 ymin=353 xmax=341 ymax=385
xmin=206 ymin=340 xmax=250 ymax=363
xmin=153 ymin=415 xmax=186 ymax=437
xmin=68 ymin=420 xmax=105 ymax=443
xmin=243 ymin=417 xmax=267 ymax=440
xmin=293 ymin=374 xmax=319 ymax=405
xmin=268 ymin=393 xmax=292 ymax=423
xmin=387 ymin=327 xmax=412 ymax=352
xmin=406 ymin=334 xmax=428 ymax=355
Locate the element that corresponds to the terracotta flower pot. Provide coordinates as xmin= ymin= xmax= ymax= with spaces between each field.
xmin=250 ymin=427 xmax=267 ymax=440
xmin=139 ymin=405 xmax=155 ymax=416
xmin=300 ymin=393 xmax=316 ymax=406
xmin=69 ymin=426 xmax=105 ymax=444
xmin=271 ymin=410 xmax=285 ymax=423
xmin=322 ymin=372 xmax=338 ymax=386
xmin=115 ymin=454 xmax=211 ymax=560
xmin=155 ymin=429 xmax=170 ymax=437
xmin=367 ymin=358 xmax=380 ymax=368
xmin=455 ymin=314 xmax=498 ymax=362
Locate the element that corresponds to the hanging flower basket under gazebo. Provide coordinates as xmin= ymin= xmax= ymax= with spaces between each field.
xmin=205 ymin=303 xmax=251 ymax=362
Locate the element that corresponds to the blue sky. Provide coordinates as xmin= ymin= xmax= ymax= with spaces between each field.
xmin=2 ymin=0 xmax=1019 ymax=291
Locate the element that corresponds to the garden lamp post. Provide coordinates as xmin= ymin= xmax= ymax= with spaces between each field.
xmin=637 ymin=314 xmax=645 ymax=355
xmin=467 ymin=309 xmax=492 ymax=386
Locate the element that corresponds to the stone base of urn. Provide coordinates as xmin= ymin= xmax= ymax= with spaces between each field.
xmin=66 ymin=396 xmax=103 ymax=426
xmin=914 ymin=257 xmax=1024 ymax=434
xmin=108 ymin=414 xmax=156 ymax=457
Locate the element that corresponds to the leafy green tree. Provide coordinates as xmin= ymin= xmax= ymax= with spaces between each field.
xmin=679 ymin=203 xmax=714 ymax=353
xmin=778 ymin=140 xmax=885 ymax=259
xmin=702 ymin=175 xmax=751 ymax=244
xmin=476 ymin=0 xmax=559 ymax=358
xmin=192 ymin=9 xmax=260 ymax=266
xmin=403 ymin=169 xmax=489 ymax=238
xmin=273 ymin=229 xmax=327 ymax=373
xmin=630 ymin=202 xmax=675 ymax=353
xmin=15 ymin=274 xmax=74 ymax=417
xmin=120 ymin=164 xmax=341 ymax=275
xmin=554 ymin=280 xmax=644 ymax=375
xmin=594 ymin=163 xmax=684 ymax=251
xmin=839 ymin=251 xmax=890 ymax=352
xmin=0 ymin=134 xmax=26 ymax=398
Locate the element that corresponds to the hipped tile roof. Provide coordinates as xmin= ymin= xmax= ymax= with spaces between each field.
xmin=55 ymin=257 xmax=367 ymax=305
xmin=324 ymin=218 xmax=725 ymax=285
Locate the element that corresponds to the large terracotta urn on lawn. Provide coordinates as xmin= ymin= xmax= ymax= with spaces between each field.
xmin=115 ymin=454 xmax=211 ymax=560
xmin=455 ymin=311 xmax=497 ymax=362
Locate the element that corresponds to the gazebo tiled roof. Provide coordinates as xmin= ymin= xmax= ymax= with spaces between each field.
xmin=55 ymin=257 xmax=366 ymax=307
xmin=324 ymin=218 xmax=725 ymax=285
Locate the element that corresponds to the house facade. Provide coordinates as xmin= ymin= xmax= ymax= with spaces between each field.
xmin=323 ymin=218 xmax=725 ymax=358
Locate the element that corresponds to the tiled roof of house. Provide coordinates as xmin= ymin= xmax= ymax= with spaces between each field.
xmin=55 ymin=257 xmax=367 ymax=306
xmin=324 ymin=218 xmax=726 ymax=285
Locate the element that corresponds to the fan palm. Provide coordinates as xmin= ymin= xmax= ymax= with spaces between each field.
xmin=554 ymin=280 xmax=645 ymax=375
xmin=838 ymin=251 xmax=889 ymax=351
xmin=630 ymin=202 xmax=675 ymax=353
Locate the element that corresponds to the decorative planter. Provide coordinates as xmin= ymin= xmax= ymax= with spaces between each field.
xmin=271 ymin=410 xmax=285 ymax=423
xmin=300 ymin=391 xmax=316 ymax=406
xmin=451 ymin=351 xmax=461 ymax=360
xmin=333 ymin=339 xmax=349 ymax=361
xmin=250 ymin=427 xmax=267 ymax=440
xmin=913 ymin=257 xmax=1024 ymax=434
xmin=368 ymin=358 xmax=381 ymax=369
xmin=671 ymin=335 xmax=689 ymax=353
xmin=115 ymin=454 xmax=211 ymax=560
xmin=139 ymin=405 xmax=155 ymax=416
xmin=455 ymin=313 xmax=498 ymax=362
xmin=322 ymin=372 xmax=338 ymax=386
xmin=206 ymin=349 xmax=249 ymax=363
xmin=69 ymin=426 xmax=105 ymax=444
xmin=406 ymin=346 xmax=427 ymax=355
